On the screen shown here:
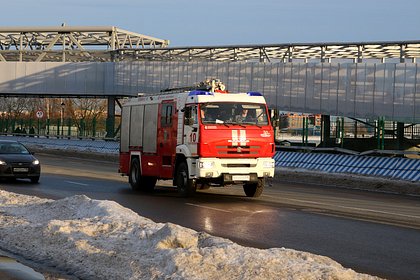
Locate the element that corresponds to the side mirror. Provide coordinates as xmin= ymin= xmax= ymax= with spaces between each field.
xmin=271 ymin=119 xmax=279 ymax=127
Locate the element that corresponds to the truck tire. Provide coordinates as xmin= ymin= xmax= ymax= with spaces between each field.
xmin=176 ymin=162 xmax=196 ymax=197
xmin=129 ymin=158 xmax=156 ymax=192
xmin=129 ymin=158 xmax=142 ymax=191
xmin=243 ymin=178 xmax=265 ymax=197
xmin=143 ymin=177 xmax=157 ymax=192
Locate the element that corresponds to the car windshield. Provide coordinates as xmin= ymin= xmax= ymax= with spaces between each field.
xmin=0 ymin=143 xmax=30 ymax=154
xmin=200 ymin=103 xmax=269 ymax=126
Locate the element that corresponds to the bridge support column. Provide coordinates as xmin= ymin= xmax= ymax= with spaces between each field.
xmin=397 ymin=122 xmax=405 ymax=150
xmin=106 ymin=96 xmax=116 ymax=138
xmin=320 ymin=115 xmax=331 ymax=147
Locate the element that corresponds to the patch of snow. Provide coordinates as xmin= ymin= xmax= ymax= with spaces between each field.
xmin=0 ymin=136 xmax=119 ymax=155
xmin=0 ymin=190 xmax=382 ymax=279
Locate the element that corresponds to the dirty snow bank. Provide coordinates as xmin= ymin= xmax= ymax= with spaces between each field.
xmin=0 ymin=190 xmax=381 ymax=280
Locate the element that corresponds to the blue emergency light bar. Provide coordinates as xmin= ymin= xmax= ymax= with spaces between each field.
xmin=247 ymin=92 xmax=263 ymax=96
xmin=188 ymin=90 xmax=214 ymax=96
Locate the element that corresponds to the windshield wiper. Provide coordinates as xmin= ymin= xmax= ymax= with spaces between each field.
xmin=223 ymin=121 xmax=233 ymax=127
xmin=242 ymin=121 xmax=262 ymax=128
xmin=235 ymin=122 xmax=246 ymax=128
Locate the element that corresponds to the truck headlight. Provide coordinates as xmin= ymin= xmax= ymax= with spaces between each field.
xmin=0 ymin=160 xmax=7 ymax=165
xmin=199 ymin=161 xmax=215 ymax=169
xmin=263 ymin=161 xmax=275 ymax=168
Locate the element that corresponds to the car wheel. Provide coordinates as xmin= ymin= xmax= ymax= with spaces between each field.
xmin=30 ymin=176 xmax=40 ymax=184
xmin=243 ymin=178 xmax=265 ymax=197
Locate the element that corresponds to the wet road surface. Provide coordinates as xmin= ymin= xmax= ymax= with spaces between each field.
xmin=0 ymin=153 xmax=419 ymax=280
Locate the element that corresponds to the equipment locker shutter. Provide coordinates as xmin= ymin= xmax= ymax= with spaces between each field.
xmin=143 ymin=104 xmax=158 ymax=153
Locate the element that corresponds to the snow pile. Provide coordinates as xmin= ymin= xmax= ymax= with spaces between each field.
xmin=0 ymin=136 xmax=119 ymax=155
xmin=0 ymin=190 xmax=381 ymax=280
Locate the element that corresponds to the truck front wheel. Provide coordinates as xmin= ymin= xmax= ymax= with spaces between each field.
xmin=176 ymin=162 xmax=196 ymax=197
xmin=243 ymin=179 xmax=265 ymax=197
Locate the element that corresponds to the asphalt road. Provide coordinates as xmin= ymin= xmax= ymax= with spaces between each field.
xmin=1 ymin=153 xmax=420 ymax=280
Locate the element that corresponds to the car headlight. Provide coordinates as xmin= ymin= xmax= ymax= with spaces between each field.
xmin=33 ymin=159 xmax=40 ymax=165
xmin=0 ymin=160 xmax=7 ymax=165
xmin=199 ymin=161 xmax=215 ymax=169
xmin=263 ymin=161 xmax=275 ymax=168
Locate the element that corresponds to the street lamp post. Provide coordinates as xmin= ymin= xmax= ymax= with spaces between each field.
xmin=60 ymin=102 xmax=65 ymax=137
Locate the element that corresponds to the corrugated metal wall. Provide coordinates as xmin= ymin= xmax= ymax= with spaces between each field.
xmin=116 ymin=61 xmax=419 ymax=123
xmin=0 ymin=62 xmax=116 ymax=96
xmin=0 ymin=61 xmax=419 ymax=122
xmin=274 ymin=151 xmax=420 ymax=182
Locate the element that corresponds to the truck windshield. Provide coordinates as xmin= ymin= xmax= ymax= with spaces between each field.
xmin=200 ymin=103 xmax=269 ymax=126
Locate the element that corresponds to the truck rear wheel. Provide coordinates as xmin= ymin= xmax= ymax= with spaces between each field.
xmin=129 ymin=158 xmax=142 ymax=191
xmin=129 ymin=158 xmax=156 ymax=192
xmin=243 ymin=178 xmax=265 ymax=197
xmin=176 ymin=162 xmax=196 ymax=197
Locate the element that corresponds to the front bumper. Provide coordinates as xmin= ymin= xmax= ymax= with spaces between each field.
xmin=0 ymin=164 xmax=41 ymax=179
xmin=195 ymin=157 xmax=274 ymax=181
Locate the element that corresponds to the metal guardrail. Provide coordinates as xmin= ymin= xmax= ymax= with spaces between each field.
xmin=277 ymin=145 xmax=420 ymax=157
xmin=274 ymin=151 xmax=420 ymax=182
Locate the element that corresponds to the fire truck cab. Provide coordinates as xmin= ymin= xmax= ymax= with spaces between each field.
xmin=119 ymin=80 xmax=275 ymax=197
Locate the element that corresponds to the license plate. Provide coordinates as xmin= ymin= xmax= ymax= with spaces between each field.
xmin=232 ymin=175 xmax=250 ymax=181
xmin=13 ymin=168 xmax=28 ymax=172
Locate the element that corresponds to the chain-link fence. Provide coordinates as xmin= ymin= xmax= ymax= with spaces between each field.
xmin=0 ymin=117 xmax=120 ymax=139
xmin=0 ymin=135 xmax=119 ymax=155
xmin=275 ymin=113 xmax=420 ymax=151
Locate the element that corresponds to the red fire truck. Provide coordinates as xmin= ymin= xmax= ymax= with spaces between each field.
xmin=119 ymin=80 xmax=275 ymax=197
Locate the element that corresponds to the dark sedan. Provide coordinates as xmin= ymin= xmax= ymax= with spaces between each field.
xmin=0 ymin=140 xmax=40 ymax=183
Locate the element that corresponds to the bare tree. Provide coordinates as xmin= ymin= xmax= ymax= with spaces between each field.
xmin=0 ymin=97 xmax=30 ymax=118
xmin=67 ymin=98 xmax=107 ymax=121
xmin=65 ymin=98 xmax=107 ymax=136
xmin=0 ymin=96 xmax=108 ymax=136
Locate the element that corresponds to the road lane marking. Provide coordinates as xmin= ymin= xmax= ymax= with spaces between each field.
xmin=185 ymin=203 xmax=232 ymax=213
xmin=65 ymin=181 xmax=89 ymax=186
xmin=279 ymin=197 xmax=420 ymax=219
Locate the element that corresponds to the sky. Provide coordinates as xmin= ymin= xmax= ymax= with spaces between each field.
xmin=4 ymin=0 xmax=420 ymax=47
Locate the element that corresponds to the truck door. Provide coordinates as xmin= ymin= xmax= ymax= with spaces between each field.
xmin=158 ymin=101 xmax=177 ymax=178
xmin=183 ymin=105 xmax=198 ymax=155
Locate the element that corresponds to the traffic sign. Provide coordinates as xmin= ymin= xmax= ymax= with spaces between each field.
xmin=36 ymin=110 xmax=44 ymax=119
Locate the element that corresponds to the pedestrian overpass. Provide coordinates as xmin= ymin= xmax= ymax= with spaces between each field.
xmin=0 ymin=26 xmax=419 ymax=149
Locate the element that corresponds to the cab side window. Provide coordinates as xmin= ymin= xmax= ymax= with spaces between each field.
xmin=183 ymin=105 xmax=198 ymax=125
